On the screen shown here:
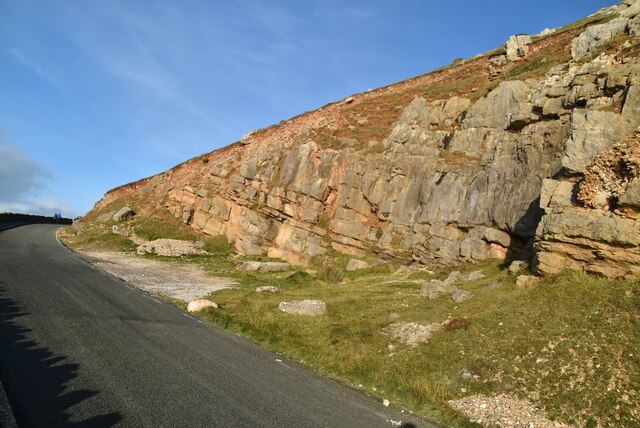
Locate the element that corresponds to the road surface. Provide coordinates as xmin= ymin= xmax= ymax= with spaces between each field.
xmin=0 ymin=224 xmax=435 ymax=427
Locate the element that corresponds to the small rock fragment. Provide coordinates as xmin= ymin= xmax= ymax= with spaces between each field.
xmin=187 ymin=299 xmax=218 ymax=312
xmin=452 ymin=290 xmax=473 ymax=303
xmin=256 ymin=286 xmax=279 ymax=293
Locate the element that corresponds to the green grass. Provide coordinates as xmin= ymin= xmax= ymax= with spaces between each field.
xmin=185 ymin=259 xmax=639 ymax=427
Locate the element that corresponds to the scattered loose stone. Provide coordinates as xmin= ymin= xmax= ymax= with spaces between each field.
xmin=112 ymin=225 xmax=130 ymax=237
xmin=256 ymin=286 xmax=279 ymax=293
xmin=516 ymin=275 xmax=542 ymax=288
xmin=486 ymin=282 xmax=502 ymax=290
xmin=446 ymin=271 xmax=463 ymax=284
xmin=112 ymin=206 xmax=134 ymax=222
xmin=466 ymin=271 xmax=485 ymax=281
xmin=389 ymin=312 xmax=400 ymax=319
xmin=346 ymin=259 xmax=371 ymax=271
xmin=449 ymin=394 xmax=569 ymax=428
xmin=452 ymin=290 xmax=474 ymax=303
xmin=460 ymin=371 xmax=478 ymax=382
xmin=137 ymin=239 xmax=208 ymax=257
xmin=98 ymin=211 xmax=116 ymax=222
xmin=237 ymin=261 xmax=290 ymax=272
xmin=420 ymin=279 xmax=458 ymax=298
xmin=278 ymin=299 xmax=326 ymax=316
xmin=187 ymin=299 xmax=218 ymax=312
xmin=384 ymin=322 xmax=441 ymax=347
xmin=509 ymin=260 xmax=529 ymax=274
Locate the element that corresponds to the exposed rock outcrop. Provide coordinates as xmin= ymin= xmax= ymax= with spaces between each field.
xmin=87 ymin=2 xmax=640 ymax=278
xmin=535 ymin=130 xmax=640 ymax=278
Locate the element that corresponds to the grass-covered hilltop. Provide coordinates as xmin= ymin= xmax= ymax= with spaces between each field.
xmin=63 ymin=1 xmax=640 ymax=426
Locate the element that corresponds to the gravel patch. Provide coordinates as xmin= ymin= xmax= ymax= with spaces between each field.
xmin=79 ymin=251 xmax=236 ymax=302
xmin=449 ymin=394 xmax=569 ymax=427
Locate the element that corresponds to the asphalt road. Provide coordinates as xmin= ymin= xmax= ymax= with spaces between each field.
xmin=0 ymin=224 xmax=436 ymax=427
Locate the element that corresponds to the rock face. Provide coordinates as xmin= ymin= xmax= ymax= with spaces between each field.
xmin=535 ymin=130 xmax=640 ymax=278
xmin=88 ymin=2 xmax=640 ymax=278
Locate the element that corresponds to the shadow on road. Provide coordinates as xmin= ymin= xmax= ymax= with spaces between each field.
xmin=0 ymin=285 xmax=122 ymax=427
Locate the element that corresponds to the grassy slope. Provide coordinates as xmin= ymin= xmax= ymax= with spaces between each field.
xmin=61 ymin=9 xmax=640 ymax=428
xmin=61 ymin=210 xmax=640 ymax=427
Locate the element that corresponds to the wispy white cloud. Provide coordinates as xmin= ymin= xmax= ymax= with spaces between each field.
xmin=7 ymin=48 xmax=60 ymax=87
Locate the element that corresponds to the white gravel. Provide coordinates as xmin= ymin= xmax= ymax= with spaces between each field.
xmin=79 ymin=251 xmax=236 ymax=301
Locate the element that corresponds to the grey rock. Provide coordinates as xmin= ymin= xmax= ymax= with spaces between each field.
xmin=629 ymin=14 xmax=640 ymax=36
xmin=97 ymin=211 xmax=116 ymax=222
xmin=384 ymin=322 xmax=440 ymax=347
xmin=346 ymin=259 xmax=371 ymax=271
xmin=236 ymin=261 xmax=291 ymax=272
xmin=111 ymin=225 xmax=130 ymax=237
xmin=515 ymin=275 xmax=540 ymax=288
xmin=539 ymin=179 xmax=576 ymax=212
xmin=420 ymin=279 xmax=457 ymax=297
xmin=427 ymin=290 xmax=441 ymax=300
xmin=622 ymin=85 xmax=640 ymax=119
xmin=505 ymin=34 xmax=532 ymax=61
xmin=240 ymin=131 xmax=255 ymax=145
xmin=466 ymin=271 xmax=485 ymax=282
xmin=112 ymin=207 xmax=134 ymax=222
xmin=461 ymin=371 xmax=477 ymax=382
xmin=256 ymin=286 xmax=280 ymax=293
xmin=509 ymin=260 xmax=529 ymax=274
xmin=571 ymin=18 xmax=628 ymax=59
xmin=445 ymin=271 xmax=463 ymax=284
xmin=451 ymin=290 xmax=473 ymax=303
xmin=278 ymin=299 xmax=326 ymax=316
xmin=137 ymin=239 xmax=208 ymax=257
xmin=619 ymin=180 xmax=640 ymax=209
xmin=486 ymin=282 xmax=502 ymax=290
xmin=461 ymin=81 xmax=535 ymax=130
xmin=561 ymin=110 xmax=635 ymax=174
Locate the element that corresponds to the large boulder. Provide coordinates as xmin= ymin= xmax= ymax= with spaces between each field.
xmin=112 ymin=207 xmax=134 ymax=222
xmin=505 ymin=34 xmax=532 ymax=61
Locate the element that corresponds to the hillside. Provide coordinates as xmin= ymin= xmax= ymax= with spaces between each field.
xmin=63 ymin=2 xmax=640 ymax=426
xmin=76 ymin=1 xmax=640 ymax=280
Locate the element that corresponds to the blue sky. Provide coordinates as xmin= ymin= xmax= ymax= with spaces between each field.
xmin=0 ymin=0 xmax=615 ymax=217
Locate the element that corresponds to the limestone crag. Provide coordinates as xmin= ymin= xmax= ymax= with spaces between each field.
xmin=535 ymin=130 xmax=640 ymax=278
xmin=90 ymin=2 xmax=640 ymax=276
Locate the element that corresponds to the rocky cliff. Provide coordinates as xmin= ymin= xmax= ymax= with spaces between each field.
xmin=89 ymin=1 xmax=640 ymax=277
